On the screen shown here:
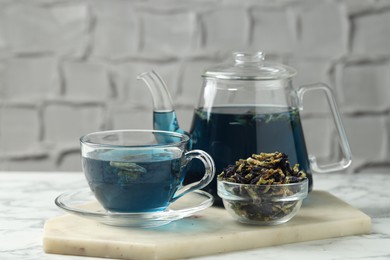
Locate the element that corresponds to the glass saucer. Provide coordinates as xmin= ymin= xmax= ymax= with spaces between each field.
xmin=55 ymin=189 xmax=214 ymax=228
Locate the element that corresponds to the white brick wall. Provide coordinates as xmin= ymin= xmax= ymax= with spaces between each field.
xmin=250 ymin=7 xmax=296 ymax=54
xmin=295 ymin=1 xmax=349 ymax=58
xmin=337 ymin=59 xmax=390 ymax=112
xmin=2 ymin=56 xmax=60 ymax=99
xmin=202 ymin=8 xmax=249 ymax=51
xmin=0 ymin=0 xmax=388 ymax=174
xmin=352 ymin=11 xmax=390 ymax=55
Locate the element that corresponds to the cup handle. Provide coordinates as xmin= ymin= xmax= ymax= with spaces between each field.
xmin=171 ymin=150 xmax=215 ymax=202
xmin=297 ymin=83 xmax=352 ymax=173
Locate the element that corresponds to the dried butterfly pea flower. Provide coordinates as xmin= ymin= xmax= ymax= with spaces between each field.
xmin=218 ymin=152 xmax=307 ymax=223
xmin=218 ymin=152 xmax=306 ymax=185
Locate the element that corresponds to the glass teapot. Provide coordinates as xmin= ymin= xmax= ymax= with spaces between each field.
xmin=138 ymin=52 xmax=352 ymax=205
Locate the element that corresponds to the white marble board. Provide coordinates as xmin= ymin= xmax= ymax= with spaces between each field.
xmin=43 ymin=190 xmax=371 ymax=260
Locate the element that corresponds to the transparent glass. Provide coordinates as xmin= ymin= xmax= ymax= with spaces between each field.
xmin=192 ymin=52 xmax=351 ymax=200
xmin=55 ymin=188 xmax=213 ymax=228
xmin=80 ymin=130 xmax=215 ymax=213
xmin=218 ymin=179 xmax=308 ymax=225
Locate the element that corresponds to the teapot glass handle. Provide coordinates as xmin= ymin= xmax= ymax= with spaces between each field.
xmin=297 ymin=83 xmax=352 ymax=173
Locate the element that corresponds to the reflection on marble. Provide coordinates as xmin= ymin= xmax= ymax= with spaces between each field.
xmin=0 ymin=172 xmax=390 ymax=260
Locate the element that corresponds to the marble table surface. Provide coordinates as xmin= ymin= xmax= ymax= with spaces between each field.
xmin=0 ymin=171 xmax=389 ymax=260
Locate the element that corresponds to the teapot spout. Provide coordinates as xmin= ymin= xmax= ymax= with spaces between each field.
xmin=137 ymin=70 xmax=174 ymax=112
xmin=137 ymin=70 xmax=185 ymax=134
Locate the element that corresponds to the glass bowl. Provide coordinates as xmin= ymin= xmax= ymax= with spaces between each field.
xmin=217 ymin=178 xmax=308 ymax=225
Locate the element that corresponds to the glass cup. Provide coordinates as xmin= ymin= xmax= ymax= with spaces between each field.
xmin=80 ymin=129 xmax=215 ymax=213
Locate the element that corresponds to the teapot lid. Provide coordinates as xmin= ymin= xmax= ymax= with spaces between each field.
xmin=202 ymin=52 xmax=296 ymax=80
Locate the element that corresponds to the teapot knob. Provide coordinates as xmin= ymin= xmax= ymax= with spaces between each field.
xmin=233 ymin=52 xmax=265 ymax=64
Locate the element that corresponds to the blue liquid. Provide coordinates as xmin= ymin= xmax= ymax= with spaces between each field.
xmin=82 ymin=151 xmax=183 ymax=212
xmin=188 ymin=106 xmax=313 ymax=205
xmin=153 ymin=111 xmax=191 ymax=148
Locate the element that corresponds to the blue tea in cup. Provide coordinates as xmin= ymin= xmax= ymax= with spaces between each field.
xmin=80 ymin=130 xmax=215 ymax=213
